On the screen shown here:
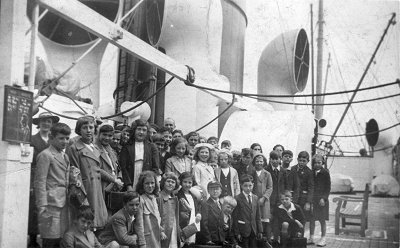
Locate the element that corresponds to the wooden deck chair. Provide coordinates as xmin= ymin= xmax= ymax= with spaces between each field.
xmin=333 ymin=183 xmax=370 ymax=237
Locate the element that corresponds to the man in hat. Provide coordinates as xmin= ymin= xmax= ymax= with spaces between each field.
xmin=28 ymin=112 xmax=60 ymax=248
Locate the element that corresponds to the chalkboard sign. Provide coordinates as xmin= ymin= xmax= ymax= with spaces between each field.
xmin=2 ymin=85 xmax=33 ymax=143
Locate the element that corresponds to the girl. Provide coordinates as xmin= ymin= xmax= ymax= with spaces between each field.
xmin=309 ymin=154 xmax=331 ymax=247
xmin=165 ymin=138 xmax=192 ymax=177
xmin=214 ymin=149 xmax=240 ymax=197
xmin=185 ymin=132 xmax=199 ymax=149
xmin=67 ymin=115 xmax=108 ymax=230
xmin=159 ymin=172 xmax=181 ymax=248
xmin=252 ymin=153 xmax=273 ymax=242
xmin=176 ymin=172 xmax=202 ymax=246
xmin=192 ymin=143 xmax=216 ymax=197
xmin=136 ymin=171 xmax=163 ymax=248
xmin=172 ymin=129 xmax=184 ymax=140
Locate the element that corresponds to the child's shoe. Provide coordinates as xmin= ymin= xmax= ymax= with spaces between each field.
xmin=317 ymin=237 xmax=327 ymax=247
xmin=307 ymin=235 xmax=315 ymax=244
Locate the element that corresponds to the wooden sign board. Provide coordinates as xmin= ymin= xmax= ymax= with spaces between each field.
xmin=2 ymin=86 xmax=33 ymax=144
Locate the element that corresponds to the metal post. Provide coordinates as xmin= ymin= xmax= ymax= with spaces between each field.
xmin=310 ymin=4 xmax=315 ymax=113
xmin=315 ymin=0 xmax=324 ymax=120
xmin=28 ymin=4 xmax=39 ymax=92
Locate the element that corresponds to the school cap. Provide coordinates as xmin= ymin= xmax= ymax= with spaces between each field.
xmin=207 ymin=181 xmax=222 ymax=189
xmin=282 ymin=150 xmax=293 ymax=157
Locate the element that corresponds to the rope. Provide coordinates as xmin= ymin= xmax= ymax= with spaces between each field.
xmin=318 ymin=122 xmax=400 ymax=138
xmin=194 ymin=95 xmax=236 ymax=133
xmin=39 ymin=104 xmax=79 ymax=120
xmin=247 ymin=92 xmax=400 ymax=106
xmin=185 ymin=79 xmax=399 ymax=98
xmin=101 ymin=76 xmax=175 ymax=119
xmin=55 ymin=89 xmax=88 ymax=114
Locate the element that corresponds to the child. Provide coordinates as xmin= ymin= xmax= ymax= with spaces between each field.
xmin=35 ymin=123 xmax=71 ymax=248
xmin=160 ymin=127 xmax=173 ymax=152
xmin=98 ymin=192 xmax=145 ymax=248
xmin=221 ymin=140 xmax=232 ymax=150
xmin=165 ymin=137 xmax=192 ymax=177
xmin=234 ymin=148 xmax=255 ymax=178
xmin=233 ymin=174 xmax=263 ymax=248
xmin=207 ymin=136 xmax=219 ymax=149
xmin=265 ymin=151 xmax=287 ymax=243
xmin=185 ymin=131 xmax=200 ymax=149
xmin=61 ymin=206 xmax=102 ymax=248
xmin=172 ymin=129 xmax=184 ymax=140
xmin=159 ymin=172 xmax=181 ymax=248
xmin=276 ymin=190 xmax=305 ymax=248
xmin=252 ymin=153 xmax=273 ymax=242
xmin=220 ymin=196 xmax=240 ymax=247
xmin=273 ymin=144 xmax=285 ymax=158
xmin=282 ymin=150 xmax=300 ymax=204
xmin=176 ymin=172 xmax=202 ymax=246
xmin=214 ymin=149 xmax=240 ymax=197
xmin=152 ymin=133 xmax=167 ymax=174
xmin=110 ymin=130 xmax=122 ymax=155
xmin=309 ymin=154 xmax=331 ymax=247
xmin=136 ymin=171 xmax=163 ymax=248
xmin=291 ymin=151 xmax=314 ymax=243
xmin=199 ymin=181 xmax=223 ymax=245
xmin=192 ymin=143 xmax=216 ymax=197
xmin=250 ymin=143 xmax=263 ymax=154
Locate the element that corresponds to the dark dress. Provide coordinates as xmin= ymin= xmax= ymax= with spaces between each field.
xmin=313 ymin=168 xmax=331 ymax=221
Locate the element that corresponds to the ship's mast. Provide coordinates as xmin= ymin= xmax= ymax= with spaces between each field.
xmin=315 ymin=0 xmax=324 ymax=120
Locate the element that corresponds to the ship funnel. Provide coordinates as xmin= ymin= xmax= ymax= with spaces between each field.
xmin=257 ymin=28 xmax=309 ymax=110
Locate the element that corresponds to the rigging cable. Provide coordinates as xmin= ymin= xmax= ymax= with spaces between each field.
xmin=185 ymin=79 xmax=399 ymax=98
xmin=101 ymin=76 xmax=175 ymax=119
xmin=318 ymin=122 xmax=400 ymax=138
xmin=245 ymin=92 xmax=400 ymax=106
xmin=194 ymin=95 xmax=236 ymax=133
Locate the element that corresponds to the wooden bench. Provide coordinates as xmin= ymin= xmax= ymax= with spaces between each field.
xmin=333 ymin=183 xmax=370 ymax=237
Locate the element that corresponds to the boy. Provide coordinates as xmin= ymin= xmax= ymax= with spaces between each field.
xmin=34 ymin=123 xmax=71 ymax=248
xmin=277 ymin=190 xmax=305 ymax=248
xmin=234 ymin=148 xmax=255 ymax=178
xmin=214 ymin=149 xmax=240 ymax=197
xmin=282 ymin=150 xmax=300 ymax=203
xmin=266 ymin=151 xmax=287 ymax=242
xmin=200 ymin=181 xmax=224 ymax=245
xmin=291 ymin=151 xmax=314 ymax=243
xmin=110 ymin=130 xmax=122 ymax=155
xmin=220 ymin=196 xmax=240 ymax=247
xmin=233 ymin=174 xmax=263 ymax=248
xmin=310 ymin=154 xmax=331 ymax=247
xmin=152 ymin=133 xmax=167 ymax=174
xmin=207 ymin=136 xmax=219 ymax=149
xmin=160 ymin=127 xmax=173 ymax=152
xmin=221 ymin=140 xmax=232 ymax=150
xmin=61 ymin=206 xmax=102 ymax=247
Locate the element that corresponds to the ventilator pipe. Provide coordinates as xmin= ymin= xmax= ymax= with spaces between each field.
xmin=257 ymin=28 xmax=309 ymax=111
xmin=156 ymin=0 xmax=231 ymax=134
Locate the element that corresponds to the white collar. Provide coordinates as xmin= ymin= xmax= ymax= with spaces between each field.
xmin=278 ymin=202 xmax=296 ymax=212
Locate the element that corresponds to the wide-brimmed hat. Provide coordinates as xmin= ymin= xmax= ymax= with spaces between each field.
xmin=32 ymin=112 xmax=60 ymax=125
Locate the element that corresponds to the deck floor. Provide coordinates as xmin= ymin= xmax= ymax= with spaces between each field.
xmin=303 ymin=193 xmax=400 ymax=248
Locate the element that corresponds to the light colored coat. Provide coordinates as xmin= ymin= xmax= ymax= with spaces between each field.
xmin=34 ymin=145 xmax=70 ymax=238
xmin=193 ymin=161 xmax=216 ymax=196
xmin=140 ymin=194 xmax=162 ymax=248
xmin=67 ymin=138 xmax=108 ymax=228
xmin=214 ymin=167 xmax=240 ymax=197
xmin=165 ymin=155 xmax=192 ymax=177
xmin=94 ymin=141 xmax=120 ymax=192
xmin=253 ymin=169 xmax=273 ymax=220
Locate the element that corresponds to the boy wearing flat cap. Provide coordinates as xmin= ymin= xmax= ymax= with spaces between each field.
xmin=199 ymin=181 xmax=224 ymax=245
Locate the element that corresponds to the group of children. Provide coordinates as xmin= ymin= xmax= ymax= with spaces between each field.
xmin=30 ymin=113 xmax=331 ymax=248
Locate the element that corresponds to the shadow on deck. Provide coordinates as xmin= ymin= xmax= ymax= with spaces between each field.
xmin=304 ymin=193 xmax=399 ymax=248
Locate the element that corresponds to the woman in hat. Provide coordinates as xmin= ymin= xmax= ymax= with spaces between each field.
xmin=28 ymin=112 xmax=60 ymax=248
